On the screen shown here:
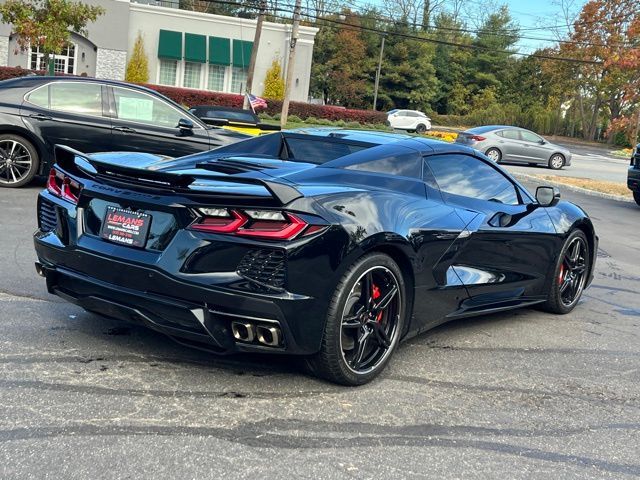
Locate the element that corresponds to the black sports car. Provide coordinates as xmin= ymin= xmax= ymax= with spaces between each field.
xmin=33 ymin=129 xmax=597 ymax=385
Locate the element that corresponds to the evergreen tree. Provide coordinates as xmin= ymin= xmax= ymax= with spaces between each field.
xmin=125 ymin=32 xmax=149 ymax=84
xmin=262 ymin=59 xmax=285 ymax=100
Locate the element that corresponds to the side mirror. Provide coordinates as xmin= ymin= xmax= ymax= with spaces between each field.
xmin=536 ymin=186 xmax=560 ymax=207
xmin=177 ymin=118 xmax=194 ymax=134
xmin=539 ymin=139 xmax=546 ymax=145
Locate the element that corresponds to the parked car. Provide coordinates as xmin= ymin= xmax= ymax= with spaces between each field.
xmin=628 ymin=143 xmax=640 ymax=206
xmin=387 ymin=109 xmax=432 ymax=133
xmin=0 ymin=76 xmax=247 ymax=187
xmin=189 ymin=106 xmax=280 ymax=136
xmin=34 ymin=129 xmax=597 ymax=385
xmin=456 ymin=125 xmax=572 ymax=170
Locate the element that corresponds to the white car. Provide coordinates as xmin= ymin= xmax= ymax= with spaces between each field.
xmin=387 ymin=109 xmax=432 ymax=134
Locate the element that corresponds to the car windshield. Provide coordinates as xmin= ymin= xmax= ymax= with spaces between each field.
xmin=202 ymin=110 xmax=257 ymax=123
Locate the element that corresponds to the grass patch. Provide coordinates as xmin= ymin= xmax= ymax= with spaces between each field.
xmin=534 ymin=175 xmax=630 ymax=197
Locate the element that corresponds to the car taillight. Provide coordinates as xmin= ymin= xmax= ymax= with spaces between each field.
xmin=190 ymin=208 xmax=325 ymax=240
xmin=469 ymin=135 xmax=486 ymax=141
xmin=47 ymin=167 xmax=82 ymax=204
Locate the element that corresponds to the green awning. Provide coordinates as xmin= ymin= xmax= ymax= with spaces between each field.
xmin=208 ymin=36 xmax=230 ymax=66
xmin=158 ymin=30 xmax=182 ymax=60
xmin=232 ymin=39 xmax=253 ymax=68
xmin=184 ymin=33 xmax=206 ymax=63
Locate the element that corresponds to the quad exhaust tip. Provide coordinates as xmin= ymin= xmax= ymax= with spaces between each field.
xmin=231 ymin=321 xmax=282 ymax=347
xmin=231 ymin=322 xmax=255 ymax=343
xmin=35 ymin=262 xmax=46 ymax=278
xmin=256 ymin=325 xmax=281 ymax=347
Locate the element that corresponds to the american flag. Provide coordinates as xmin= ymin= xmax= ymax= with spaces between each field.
xmin=247 ymin=93 xmax=267 ymax=112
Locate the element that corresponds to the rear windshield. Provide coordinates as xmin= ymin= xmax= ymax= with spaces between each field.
xmin=285 ymin=138 xmax=370 ymax=164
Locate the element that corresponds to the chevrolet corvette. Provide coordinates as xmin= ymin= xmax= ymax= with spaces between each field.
xmin=33 ymin=129 xmax=597 ymax=385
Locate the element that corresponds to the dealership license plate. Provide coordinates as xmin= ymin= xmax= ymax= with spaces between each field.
xmin=100 ymin=206 xmax=151 ymax=248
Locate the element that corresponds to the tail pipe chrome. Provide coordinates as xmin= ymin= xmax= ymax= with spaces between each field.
xmin=256 ymin=325 xmax=281 ymax=347
xmin=231 ymin=320 xmax=282 ymax=347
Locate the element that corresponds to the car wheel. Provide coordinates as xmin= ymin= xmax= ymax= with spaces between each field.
xmin=485 ymin=148 xmax=502 ymax=163
xmin=416 ymin=124 xmax=427 ymax=134
xmin=633 ymin=191 xmax=640 ymax=206
xmin=0 ymin=134 xmax=39 ymax=188
xmin=306 ymin=252 xmax=407 ymax=386
xmin=549 ymin=154 xmax=565 ymax=170
xmin=540 ymin=229 xmax=589 ymax=314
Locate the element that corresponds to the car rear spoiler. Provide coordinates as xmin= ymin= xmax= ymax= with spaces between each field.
xmin=53 ymin=144 xmax=302 ymax=206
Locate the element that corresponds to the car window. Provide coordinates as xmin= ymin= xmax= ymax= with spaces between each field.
xmin=346 ymin=151 xmax=422 ymax=178
xmin=113 ymin=87 xmax=184 ymax=128
xmin=207 ymin=110 xmax=257 ymax=123
xmin=26 ymin=85 xmax=49 ymax=108
xmin=426 ymin=154 xmax=520 ymax=205
xmin=38 ymin=83 xmax=103 ymax=116
xmin=501 ymin=129 xmax=520 ymax=140
xmin=285 ymin=138 xmax=369 ymax=164
xmin=520 ymin=130 xmax=543 ymax=143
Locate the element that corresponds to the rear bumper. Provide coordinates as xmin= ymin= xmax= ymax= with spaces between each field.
xmin=34 ymin=238 xmax=323 ymax=355
xmin=628 ymin=167 xmax=640 ymax=192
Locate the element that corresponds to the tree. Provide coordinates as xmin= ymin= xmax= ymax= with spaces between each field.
xmin=0 ymin=0 xmax=104 ymax=75
xmin=560 ymin=0 xmax=640 ymax=141
xmin=262 ymin=58 xmax=285 ymax=100
xmin=125 ymin=32 xmax=149 ymax=84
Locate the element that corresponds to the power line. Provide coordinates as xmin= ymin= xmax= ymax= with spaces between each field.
xmin=189 ymin=0 xmax=608 ymax=64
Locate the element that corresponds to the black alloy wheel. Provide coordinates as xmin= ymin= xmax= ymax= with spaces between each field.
xmin=0 ymin=134 xmax=39 ymax=188
xmin=541 ymin=230 xmax=589 ymax=314
xmin=307 ymin=253 xmax=406 ymax=385
xmin=416 ymin=124 xmax=427 ymax=134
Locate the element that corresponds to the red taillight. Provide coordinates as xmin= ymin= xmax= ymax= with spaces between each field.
xmin=190 ymin=209 xmax=248 ymax=233
xmin=47 ymin=168 xmax=82 ymax=204
xmin=469 ymin=135 xmax=486 ymax=141
xmin=189 ymin=208 xmax=324 ymax=241
xmin=237 ymin=213 xmax=307 ymax=240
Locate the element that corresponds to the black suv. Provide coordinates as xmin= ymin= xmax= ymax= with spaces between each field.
xmin=629 ymin=144 xmax=640 ymax=206
xmin=0 ymin=76 xmax=247 ymax=187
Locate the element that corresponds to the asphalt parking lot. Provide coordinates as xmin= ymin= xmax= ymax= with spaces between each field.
xmin=1 ymin=178 xmax=639 ymax=479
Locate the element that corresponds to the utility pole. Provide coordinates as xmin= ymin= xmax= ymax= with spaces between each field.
xmin=243 ymin=0 xmax=267 ymax=110
xmin=280 ymin=0 xmax=301 ymax=128
xmin=633 ymin=107 xmax=640 ymax=148
xmin=372 ymin=35 xmax=385 ymax=111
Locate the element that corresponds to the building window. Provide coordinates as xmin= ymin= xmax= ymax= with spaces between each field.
xmin=231 ymin=66 xmax=247 ymax=94
xmin=159 ymin=59 xmax=178 ymax=86
xmin=207 ymin=65 xmax=226 ymax=92
xmin=183 ymin=62 xmax=202 ymax=89
xmin=31 ymin=43 xmax=75 ymax=74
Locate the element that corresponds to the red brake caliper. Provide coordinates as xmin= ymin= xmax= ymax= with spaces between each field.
xmin=558 ymin=263 xmax=565 ymax=284
xmin=372 ymin=284 xmax=383 ymax=322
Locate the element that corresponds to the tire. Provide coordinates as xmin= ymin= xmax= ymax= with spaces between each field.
xmin=549 ymin=153 xmax=565 ymax=170
xmin=0 ymin=134 xmax=39 ymax=188
xmin=485 ymin=147 xmax=502 ymax=163
xmin=540 ymin=229 xmax=590 ymax=314
xmin=633 ymin=191 xmax=640 ymax=206
xmin=416 ymin=124 xmax=427 ymax=134
xmin=306 ymin=252 xmax=407 ymax=386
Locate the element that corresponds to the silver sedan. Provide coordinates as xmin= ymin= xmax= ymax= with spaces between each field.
xmin=455 ymin=125 xmax=572 ymax=169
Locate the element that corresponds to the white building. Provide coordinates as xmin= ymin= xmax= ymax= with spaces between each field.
xmin=0 ymin=0 xmax=318 ymax=101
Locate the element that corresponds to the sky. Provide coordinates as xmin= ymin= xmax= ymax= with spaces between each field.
xmin=500 ymin=0 xmax=588 ymax=52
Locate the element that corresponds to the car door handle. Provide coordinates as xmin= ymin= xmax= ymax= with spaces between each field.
xmin=29 ymin=113 xmax=52 ymax=121
xmin=113 ymin=126 xmax=137 ymax=133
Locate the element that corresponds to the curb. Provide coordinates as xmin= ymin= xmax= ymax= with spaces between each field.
xmin=512 ymin=172 xmax=633 ymax=203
